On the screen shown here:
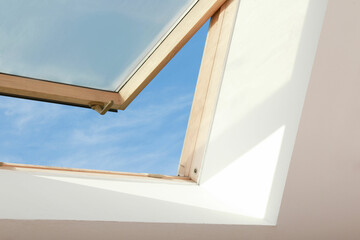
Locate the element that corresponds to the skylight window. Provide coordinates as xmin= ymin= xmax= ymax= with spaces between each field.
xmin=0 ymin=20 xmax=209 ymax=175
xmin=0 ymin=0 xmax=223 ymax=115
xmin=0 ymin=0 xmax=196 ymax=91
xmin=0 ymin=0 xmax=228 ymax=179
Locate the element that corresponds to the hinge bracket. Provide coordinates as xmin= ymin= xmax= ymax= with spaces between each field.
xmin=89 ymin=100 xmax=114 ymax=115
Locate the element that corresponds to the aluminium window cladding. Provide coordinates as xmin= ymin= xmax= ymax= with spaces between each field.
xmin=0 ymin=0 xmax=235 ymax=180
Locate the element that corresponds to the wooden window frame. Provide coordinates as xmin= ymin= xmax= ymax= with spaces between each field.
xmin=0 ymin=0 xmax=227 ymax=114
xmin=178 ymin=0 xmax=239 ymax=182
xmin=0 ymin=0 xmax=239 ymax=182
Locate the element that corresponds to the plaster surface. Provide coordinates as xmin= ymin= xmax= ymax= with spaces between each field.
xmin=2 ymin=0 xmax=359 ymax=239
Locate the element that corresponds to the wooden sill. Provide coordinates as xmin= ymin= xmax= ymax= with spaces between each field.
xmin=0 ymin=162 xmax=192 ymax=182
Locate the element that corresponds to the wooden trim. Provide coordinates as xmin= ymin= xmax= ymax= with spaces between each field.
xmin=118 ymin=0 xmax=227 ymax=110
xmin=0 ymin=0 xmax=227 ymax=112
xmin=177 ymin=5 xmax=226 ymax=178
xmin=0 ymin=73 xmax=124 ymax=111
xmin=178 ymin=0 xmax=240 ymax=181
xmin=0 ymin=162 xmax=191 ymax=181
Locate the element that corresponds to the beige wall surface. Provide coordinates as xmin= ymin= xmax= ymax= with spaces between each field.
xmin=1 ymin=0 xmax=360 ymax=239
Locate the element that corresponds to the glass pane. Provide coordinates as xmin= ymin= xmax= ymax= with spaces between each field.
xmin=0 ymin=0 xmax=196 ymax=91
xmin=0 ymin=21 xmax=209 ymax=175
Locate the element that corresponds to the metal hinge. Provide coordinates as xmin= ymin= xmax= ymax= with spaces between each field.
xmin=89 ymin=100 xmax=114 ymax=115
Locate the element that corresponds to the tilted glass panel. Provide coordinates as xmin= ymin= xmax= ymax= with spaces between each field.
xmin=0 ymin=0 xmax=196 ymax=91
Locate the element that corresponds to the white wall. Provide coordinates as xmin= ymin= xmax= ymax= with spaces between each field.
xmin=2 ymin=0 xmax=360 ymax=239
xmin=199 ymin=0 xmax=360 ymax=238
xmin=0 ymin=168 xmax=262 ymax=224
xmin=0 ymin=0 xmax=327 ymax=226
xmin=200 ymin=0 xmax=328 ymax=223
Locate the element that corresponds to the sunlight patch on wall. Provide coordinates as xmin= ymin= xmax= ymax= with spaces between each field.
xmin=201 ymin=126 xmax=285 ymax=219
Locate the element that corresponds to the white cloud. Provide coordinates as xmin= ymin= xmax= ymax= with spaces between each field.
xmin=0 ymin=97 xmax=70 ymax=131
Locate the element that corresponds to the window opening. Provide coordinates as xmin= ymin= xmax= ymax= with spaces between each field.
xmin=0 ymin=21 xmax=209 ymax=176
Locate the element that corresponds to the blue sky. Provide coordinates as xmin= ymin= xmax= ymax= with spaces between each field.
xmin=0 ymin=21 xmax=209 ymax=175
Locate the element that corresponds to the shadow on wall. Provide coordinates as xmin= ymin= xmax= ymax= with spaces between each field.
xmin=0 ymin=169 xmax=261 ymax=223
xmin=199 ymin=0 xmax=328 ymax=222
